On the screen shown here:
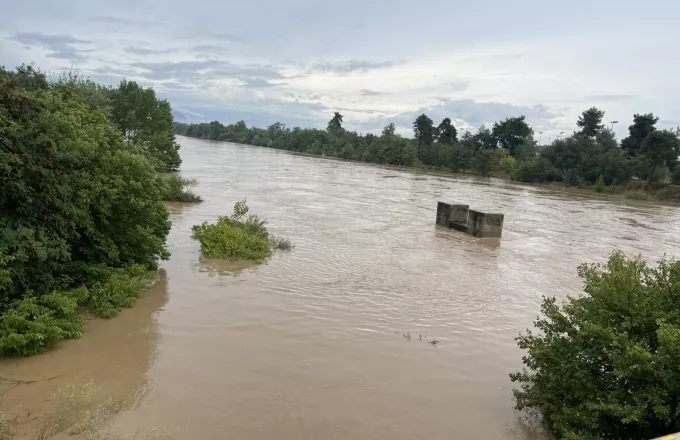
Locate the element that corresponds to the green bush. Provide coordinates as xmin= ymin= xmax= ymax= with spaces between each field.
xmin=593 ymin=174 xmax=606 ymax=192
xmin=158 ymin=174 xmax=203 ymax=203
xmin=88 ymin=266 xmax=155 ymax=318
xmin=514 ymin=157 xmax=559 ymax=182
xmin=511 ymin=251 xmax=680 ymax=439
xmin=0 ymin=288 xmax=88 ymax=357
xmin=499 ymin=155 xmax=517 ymax=175
xmin=191 ymin=199 xmax=291 ymax=262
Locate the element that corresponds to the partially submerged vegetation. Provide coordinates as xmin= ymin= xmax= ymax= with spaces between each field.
xmin=512 ymin=251 xmax=680 ymax=439
xmin=175 ymin=108 xmax=680 ymax=202
xmin=0 ymin=62 xmax=184 ymax=357
xmin=158 ymin=174 xmax=203 ymax=203
xmin=22 ymin=381 xmax=174 ymax=440
xmin=192 ymin=199 xmax=292 ymax=263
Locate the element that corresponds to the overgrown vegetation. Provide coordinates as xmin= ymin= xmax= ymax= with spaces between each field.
xmin=175 ymin=107 xmax=680 ymax=196
xmin=192 ymin=199 xmax=292 ymax=263
xmin=0 ymin=62 xmax=182 ymax=357
xmin=158 ymin=174 xmax=203 ymax=203
xmin=34 ymin=381 xmax=173 ymax=440
xmin=511 ymin=251 xmax=680 ymax=439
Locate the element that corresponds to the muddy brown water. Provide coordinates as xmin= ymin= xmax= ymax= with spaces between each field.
xmin=3 ymin=135 xmax=680 ymax=439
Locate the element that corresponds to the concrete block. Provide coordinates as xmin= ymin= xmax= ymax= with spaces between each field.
xmin=467 ymin=210 xmax=504 ymax=238
xmin=436 ymin=202 xmax=453 ymax=226
xmin=436 ymin=201 xmax=504 ymax=239
xmin=450 ymin=205 xmax=469 ymax=224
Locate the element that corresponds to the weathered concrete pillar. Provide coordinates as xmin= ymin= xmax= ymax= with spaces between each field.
xmin=436 ymin=202 xmax=453 ymax=226
xmin=466 ymin=210 xmax=504 ymax=238
xmin=449 ymin=205 xmax=469 ymax=232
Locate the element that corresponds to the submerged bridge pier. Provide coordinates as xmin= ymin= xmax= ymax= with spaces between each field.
xmin=436 ymin=202 xmax=504 ymax=239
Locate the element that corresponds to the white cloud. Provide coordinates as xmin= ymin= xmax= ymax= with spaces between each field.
xmin=2 ymin=0 xmax=679 ymax=138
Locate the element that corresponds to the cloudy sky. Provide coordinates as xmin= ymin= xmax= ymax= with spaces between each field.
xmin=2 ymin=0 xmax=678 ymax=139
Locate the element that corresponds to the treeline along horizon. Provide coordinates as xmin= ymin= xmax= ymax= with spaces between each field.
xmin=174 ymin=108 xmax=680 ymax=186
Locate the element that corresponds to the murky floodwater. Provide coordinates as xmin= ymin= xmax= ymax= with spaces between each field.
xmin=3 ymin=136 xmax=680 ymax=439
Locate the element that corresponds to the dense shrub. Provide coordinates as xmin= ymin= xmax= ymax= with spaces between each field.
xmin=0 ymin=288 xmax=87 ymax=356
xmin=511 ymin=251 xmax=680 ymax=439
xmin=514 ymin=157 xmax=559 ymax=182
xmin=158 ymin=174 xmax=203 ymax=203
xmin=0 ymin=64 xmax=173 ymax=356
xmin=88 ymin=266 xmax=155 ymax=318
xmin=192 ymin=199 xmax=290 ymax=262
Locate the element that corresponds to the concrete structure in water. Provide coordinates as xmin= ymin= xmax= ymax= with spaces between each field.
xmin=436 ymin=202 xmax=504 ymax=238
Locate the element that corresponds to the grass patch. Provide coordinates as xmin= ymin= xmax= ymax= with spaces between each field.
xmin=192 ymin=199 xmax=292 ymax=262
xmin=623 ymin=189 xmax=655 ymax=201
xmin=158 ymin=173 xmax=203 ymax=203
xmin=36 ymin=381 xmax=173 ymax=440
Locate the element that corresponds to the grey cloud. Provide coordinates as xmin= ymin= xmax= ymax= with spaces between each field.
xmin=125 ymin=46 xmax=178 ymax=56
xmin=240 ymin=77 xmax=286 ymax=88
xmin=10 ymin=33 xmax=91 ymax=61
xmin=211 ymin=33 xmax=246 ymax=43
xmin=355 ymin=99 xmax=559 ymax=134
xmin=193 ymin=44 xmax=229 ymax=53
xmin=305 ymin=60 xmax=404 ymax=75
xmin=130 ymin=60 xmax=284 ymax=82
xmin=584 ymin=94 xmax=636 ymax=102
xmin=91 ymin=16 xmax=164 ymax=28
xmin=360 ymin=89 xmax=388 ymax=96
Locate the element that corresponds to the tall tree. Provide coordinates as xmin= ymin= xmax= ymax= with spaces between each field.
xmin=327 ymin=112 xmax=344 ymax=133
xmin=492 ymin=116 xmax=532 ymax=156
xmin=436 ymin=118 xmax=458 ymax=145
xmin=109 ymin=80 xmax=181 ymax=171
xmin=639 ymin=129 xmax=680 ymax=181
xmin=576 ymin=107 xmax=605 ymax=137
xmin=621 ymin=113 xmax=659 ymax=157
xmin=413 ymin=113 xmax=434 ymax=150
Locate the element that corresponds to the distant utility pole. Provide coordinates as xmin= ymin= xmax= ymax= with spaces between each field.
xmin=610 ymin=120 xmax=619 ymax=131
xmin=538 ymin=131 xmax=543 ymax=144
xmin=558 ymin=131 xmax=565 ymax=140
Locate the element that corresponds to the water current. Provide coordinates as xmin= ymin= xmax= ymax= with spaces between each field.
xmin=3 ymin=135 xmax=679 ymax=439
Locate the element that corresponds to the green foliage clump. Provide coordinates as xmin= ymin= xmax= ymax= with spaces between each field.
xmin=88 ymin=266 xmax=155 ymax=318
xmin=158 ymin=174 xmax=203 ymax=203
xmin=192 ymin=200 xmax=291 ymax=262
xmin=499 ymin=155 xmax=517 ymax=175
xmin=0 ymin=288 xmax=87 ymax=357
xmin=511 ymin=251 xmax=680 ymax=440
xmin=0 ymin=63 xmax=176 ymax=356
xmin=109 ymin=80 xmax=182 ymax=172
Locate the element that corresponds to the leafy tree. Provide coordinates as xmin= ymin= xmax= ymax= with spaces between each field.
xmin=327 ymin=112 xmax=344 ymax=133
xmin=0 ymin=70 xmax=170 ymax=304
xmin=621 ymin=113 xmax=659 ymax=157
xmin=577 ymin=107 xmax=605 ymax=137
xmin=109 ymin=80 xmax=182 ymax=171
xmin=492 ymin=116 xmax=532 ymax=156
xmin=436 ymin=118 xmax=457 ymax=145
xmin=512 ymin=251 xmax=680 ymax=440
xmin=639 ymin=129 xmax=680 ymax=181
xmin=49 ymin=69 xmax=111 ymax=113
xmin=7 ymin=63 xmax=48 ymax=91
xmin=382 ymin=123 xmax=396 ymax=137
xmin=413 ymin=113 xmax=434 ymax=151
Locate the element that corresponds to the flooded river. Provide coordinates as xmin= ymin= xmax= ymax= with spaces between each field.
xmin=3 ymin=135 xmax=680 ymax=439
